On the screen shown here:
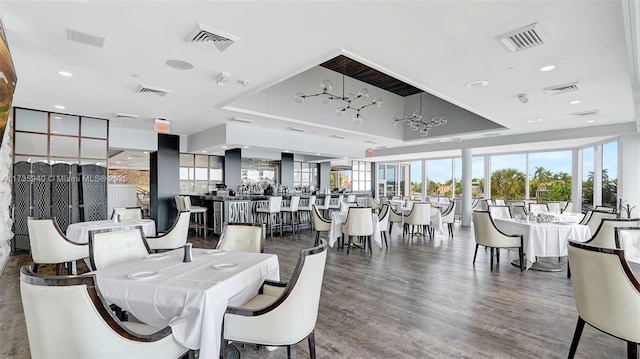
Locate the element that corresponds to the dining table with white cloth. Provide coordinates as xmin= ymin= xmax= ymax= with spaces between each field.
xmin=493 ymin=218 xmax=591 ymax=270
xmin=398 ymin=207 xmax=444 ymax=234
xmin=327 ymin=211 xmax=382 ymax=248
xmin=532 ymin=211 xmax=584 ymax=224
xmin=92 ymin=248 xmax=280 ymax=359
xmin=66 ymin=218 xmax=157 ymax=243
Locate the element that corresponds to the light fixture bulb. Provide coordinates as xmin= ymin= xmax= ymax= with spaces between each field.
xmin=358 ymin=88 xmax=369 ymax=100
xmin=346 ymin=92 xmax=356 ymax=101
xmin=391 ymin=118 xmax=399 ymax=125
xmin=353 ymin=113 xmax=363 ymax=125
xmin=404 ymin=118 xmax=412 ymax=125
xmin=374 ymin=97 xmax=383 ymax=107
xmin=336 ymin=108 xmax=346 ymax=117
xmin=412 ymin=111 xmax=420 ymax=118
xmin=320 ymin=79 xmax=333 ymax=93
xmin=420 ymin=128 xmax=429 ymax=137
xmin=322 ymin=97 xmax=332 ymax=105
xmin=294 ymin=92 xmax=305 ymax=103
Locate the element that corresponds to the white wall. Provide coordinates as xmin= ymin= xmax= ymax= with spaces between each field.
xmin=618 ymin=133 xmax=640 ymax=217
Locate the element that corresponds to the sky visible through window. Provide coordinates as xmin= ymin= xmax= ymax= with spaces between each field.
xmin=409 ymin=144 xmax=617 ymax=184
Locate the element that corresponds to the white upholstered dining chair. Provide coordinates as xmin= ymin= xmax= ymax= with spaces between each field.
xmin=89 ymin=226 xmax=150 ymax=270
xmin=584 ymin=210 xmax=618 ymax=236
xmin=472 ymin=211 xmax=524 ymax=272
xmin=310 ymin=204 xmax=331 ymax=247
xmin=488 ymin=205 xmax=511 ymax=220
xmin=111 ymin=207 xmax=143 ymax=221
xmin=615 ymin=227 xmax=640 ymax=259
xmin=567 ymin=241 xmax=640 ymax=358
xmin=146 ymin=211 xmax=190 ymax=251
xmin=20 ymin=266 xmax=189 ymax=359
xmin=528 ymin=203 xmax=549 ymax=213
xmin=217 ymin=222 xmax=265 ymax=253
xmin=404 ymin=203 xmax=432 ymax=239
xmin=341 ymin=207 xmax=374 ymax=254
xmin=221 ymin=240 xmax=328 ymax=359
xmin=27 ymin=217 xmax=89 ymax=275
xmin=440 ymin=201 xmax=456 ymax=238
xmin=377 ymin=203 xmax=390 ymax=247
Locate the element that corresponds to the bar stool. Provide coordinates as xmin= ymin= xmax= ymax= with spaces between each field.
xmin=327 ymin=194 xmax=344 ymax=215
xmin=316 ymin=195 xmax=331 ymax=218
xmin=297 ymin=195 xmax=316 ymax=232
xmin=255 ymin=196 xmax=283 ymax=238
xmin=281 ymin=196 xmax=300 ymax=235
xmin=183 ymin=196 xmax=208 ymax=237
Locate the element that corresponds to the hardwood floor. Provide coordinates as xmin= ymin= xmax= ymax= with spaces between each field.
xmin=0 ymin=223 xmax=630 ymax=358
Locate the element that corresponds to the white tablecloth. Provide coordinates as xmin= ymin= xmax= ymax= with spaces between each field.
xmin=533 ymin=212 xmax=583 ymax=224
xmin=328 ymin=212 xmax=382 ymax=248
xmin=398 ymin=207 xmax=443 ymax=234
xmin=389 ymin=200 xmax=405 ymax=208
xmin=66 ymin=219 xmax=156 ymax=243
xmin=93 ymin=248 xmax=280 ymax=359
xmin=494 ymin=218 xmax=592 ymax=269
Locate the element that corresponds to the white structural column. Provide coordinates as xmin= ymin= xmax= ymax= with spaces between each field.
xmin=484 ymin=156 xmax=491 ymax=201
xmin=618 ymin=134 xmax=640 ymax=217
xmin=571 ymin=149 xmax=583 ymax=213
xmin=594 ymin=144 xmax=603 ymax=206
xmin=461 ymin=148 xmax=472 ymax=226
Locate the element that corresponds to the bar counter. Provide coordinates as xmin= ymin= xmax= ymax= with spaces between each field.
xmin=184 ymin=192 xmax=370 ymax=235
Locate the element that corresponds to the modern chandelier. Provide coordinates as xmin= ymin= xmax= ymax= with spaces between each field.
xmin=391 ymin=93 xmax=447 ymax=137
xmin=294 ymin=58 xmax=383 ymax=125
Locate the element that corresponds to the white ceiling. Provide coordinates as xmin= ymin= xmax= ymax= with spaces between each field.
xmin=2 ymin=0 xmax=639 ymax=168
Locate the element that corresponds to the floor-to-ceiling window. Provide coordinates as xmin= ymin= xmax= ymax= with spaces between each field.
xmin=426 ymin=158 xmax=452 ymax=198
xmin=472 ymin=156 xmax=485 ymax=198
xmin=490 ymin=154 xmax=526 ymax=200
xmin=454 ymin=158 xmax=462 ymax=196
xmin=528 ymin=151 xmax=572 ymax=202
xmin=602 ymin=141 xmax=618 ymax=207
xmin=409 ymin=160 xmax=422 ymax=199
xmin=582 ymin=147 xmax=594 ymax=210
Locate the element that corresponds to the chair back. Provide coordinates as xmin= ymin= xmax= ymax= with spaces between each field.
xmin=405 ymin=203 xmax=431 ymax=226
xmin=89 ymin=226 xmax=150 ymax=270
xmin=585 ymin=211 xmax=618 ymax=235
xmin=453 ymin=199 xmax=462 ymax=216
xmin=441 ymin=201 xmax=456 ymax=224
xmin=391 ymin=196 xmax=401 ymax=201
xmin=182 ymin=196 xmax=193 ymax=211
xmin=175 ymin=195 xmax=186 ymax=211
xmin=579 ymin=210 xmax=594 ymax=225
xmin=529 ymin=203 xmax=549 ymax=213
xmin=146 ymin=211 xmax=190 ymax=251
xmin=488 ymin=205 xmax=511 ymax=219
xmin=367 ymin=196 xmax=380 ymax=209
xmin=389 ymin=204 xmax=403 ymax=223
xmin=594 ymin=205 xmax=616 ymax=213
xmin=306 ymin=195 xmax=317 ymax=208
xmin=481 ymin=199 xmax=493 ymax=210
xmin=342 ymin=208 xmax=373 ymax=236
xmin=267 ymin=196 xmax=283 ymax=213
xmin=585 ymin=218 xmax=640 ymax=248
xmin=27 ymin=217 xmax=88 ymax=264
xmin=339 ymin=201 xmax=357 ymax=213
xmin=511 ymin=205 xmax=528 ymax=217
xmin=224 ymin=240 xmax=328 ymax=345
xmin=472 ymin=211 xmax=522 ymax=248
xmin=567 ymin=241 xmax=640 ymax=343
xmin=545 ymin=202 xmax=562 ymax=214
xmin=615 ymin=227 xmax=640 ymax=259
xmin=322 ymin=195 xmax=331 ymax=208
xmin=563 ymin=202 xmax=574 ymax=213
xmin=506 ymin=200 xmax=524 ymax=213
xmin=378 ymin=204 xmax=390 ymax=230
xmin=494 ymin=199 xmax=506 ymax=206
xmin=311 ymin=204 xmax=331 ymax=231
xmin=218 ymin=223 xmax=265 ymax=253
xmin=111 ymin=207 xmax=143 ymax=221
xmin=347 ymin=194 xmax=356 ymax=202
xmin=471 ymin=198 xmax=480 ymax=209
xmin=288 ymin=196 xmax=300 ymax=211
xmin=20 ymin=266 xmax=185 ymax=359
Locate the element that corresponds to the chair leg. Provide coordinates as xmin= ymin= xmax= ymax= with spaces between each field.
xmin=347 ymin=236 xmax=352 ymax=255
xmin=67 ymin=261 xmax=73 ymax=275
xmin=627 ymin=341 xmax=638 ymax=359
xmin=32 ymin=263 xmax=40 ymax=273
xmin=55 ymin=263 xmax=64 ymax=275
xmin=368 ymin=236 xmax=372 ymax=254
xmin=389 ymin=223 xmax=393 ymax=235
xmin=518 ymin=247 xmax=524 ymax=272
xmin=308 ymin=330 xmax=316 ymax=359
xmin=383 ymin=231 xmax=388 ymax=248
xmin=496 ymin=248 xmax=500 ymax=263
xmin=287 ymin=343 xmax=297 ymax=359
xmin=567 ymin=258 xmax=572 ymax=279
xmin=568 ymin=317 xmax=585 ymax=359
xmin=314 ymin=231 xmax=320 ymax=247
xmin=490 ymin=247 xmax=494 ymax=271
xmin=221 ymin=338 xmax=229 ymax=359
xmin=473 ymin=244 xmax=479 ymax=264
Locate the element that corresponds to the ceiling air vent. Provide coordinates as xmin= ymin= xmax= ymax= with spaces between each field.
xmin=571 ymin=110 xmax=600 ymax=117
xmin=114 ymin=112 xmax=139 ymax=119
xmin=496 ymin=23 xmax=547 ymax=52
xmin=544 ymin=82 xmax=580 ymax=95
xmin=288 ymin=127 xmax=305 ymax=132
xmin=137 ymin=84 xmax=170 ymax=97
xmin=230 ymin=117 xmax=253 ymax=124
xmin=185 ymin=23 xmax=239 ymax=53
xmin=67 ymin=29 xmax=106 ymax=48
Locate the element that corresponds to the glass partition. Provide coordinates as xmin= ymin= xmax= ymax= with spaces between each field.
xmin=426 ymin=159 xmax=452 ymax=197
xmin=409 ymin=160 xmax=422 ymax=199
xmin=602 ymin=141 xmax=618 ymax=207
xmin=528 ymin=151 xmax=572 ymax=201
xmin=582 ymin=147 xmax=594 ymax=210
xmin=490 ymin=154 xmax=526 ymax=200
xmin=472 ymin=156 xmax=484 ymax=198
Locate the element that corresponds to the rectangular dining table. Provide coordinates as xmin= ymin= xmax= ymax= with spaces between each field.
xmin=493 ymin=218 xmax=592 ymax=270
xmin=92 ymin=248 xmax=280 ymax=359
xmin=66 ymin=218 xmax=157 ymax=243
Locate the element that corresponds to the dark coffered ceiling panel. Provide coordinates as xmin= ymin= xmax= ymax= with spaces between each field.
xmin=319 ymin=55 xmax=422 ymax=97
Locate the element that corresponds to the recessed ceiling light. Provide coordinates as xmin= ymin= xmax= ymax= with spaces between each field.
xmin=166 ymin=59 xmax=194 ymax=70
xmin=570 ymin=100 xmax=582 ymax=105
xmin=540 ymin=65 xmax=555 ymax=72
xmin=54 ymin=105 xmax=65 ymax=109
xmin=465 ymin=80 xmax=489 ymax=88
xmin=53 ymin=116 xmax=62 ymax=120
xmin=127 ymin=157 xmax=132 ymax=160
xmin=284 ymin=149 xmax=290 ymax=153
xmin=116 ymin=161 xmax=120 ymax=164
xmin=221 ymin=146 xmax=228 ymax=149
xmin=507 ymin=67 xmax=516 ymax=71
xmin=343 ymin=156 xmax=348 ymax=159
xmin=52 ymin=130 xmax=58 ymax=133
xmin=315 ymin=153 xmax=321 ymax=156
xmin=586 ymin=120 xmax=596 ymax=123
xmin=58 ymin=71 xmax=72 ymax=77
xmin=201 ymin=150 xmax=207 ymax=153
xmin=143 ymin=151 xmax=149 ymax=154
xmin=243 ymin=145 xmax=249 ymax=148
xmin=527 ymin=118 xmax=543 ymax=123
